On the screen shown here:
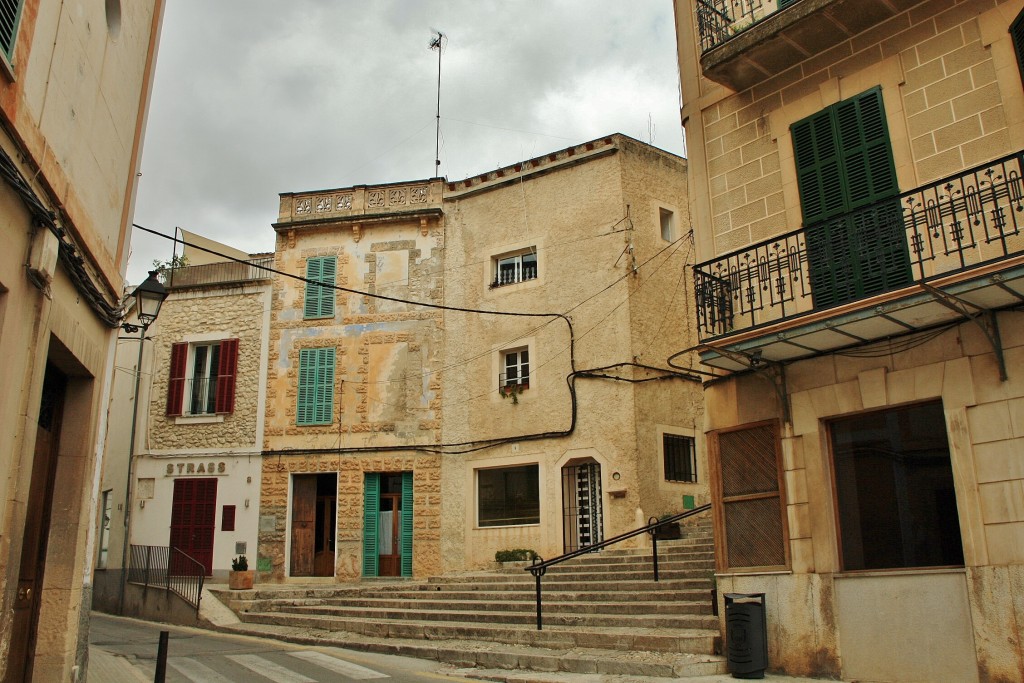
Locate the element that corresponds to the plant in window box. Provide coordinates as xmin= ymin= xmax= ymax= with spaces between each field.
xmin=499 ymin=382 xmax=527 ymax=404
xmin=228 ymin=555 xmax=254 ymax=590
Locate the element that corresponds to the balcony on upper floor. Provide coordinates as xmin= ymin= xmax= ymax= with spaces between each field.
xmin=696 ymin=0 xmax=922 ymax=91
xmin=693 ymin=151 xmax=1024 ymax=372
xmin=165 ymin=256 xmax=274 ymax=290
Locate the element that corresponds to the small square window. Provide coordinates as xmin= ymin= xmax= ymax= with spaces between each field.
xmin=664 ymin=434 xmax=697 ymax=482
xmin=492 ymin=249 xmax=537 ymax=287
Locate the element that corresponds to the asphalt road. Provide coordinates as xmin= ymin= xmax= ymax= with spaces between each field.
xmin=89 ymin=613 xmax=475 ymax=683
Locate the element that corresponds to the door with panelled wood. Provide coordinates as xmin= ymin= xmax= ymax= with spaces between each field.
xmin=169 ymin=478 xmax=217 ymax=575
xmin=290 ymin=475 xmax=316 ymax=576
xmin=792 ymin=87 xmax=911 ymax=310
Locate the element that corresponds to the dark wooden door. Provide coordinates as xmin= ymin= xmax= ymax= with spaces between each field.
xmin=169 ymin=478 xmax=217 ymax=575
xmin=313 ymin=495 xmax=336 ymax=576
xmin=5 ymin=365 xmax=65 ymax=683
xmin=378 ymin=493 xmax=401 ymax=577
xmin=290 ymin=475 xmax=316 ymax=576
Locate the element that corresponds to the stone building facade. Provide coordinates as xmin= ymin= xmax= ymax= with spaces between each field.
xmin=0 ymin=1 xmax=163 ymax=681
xmin=675 ymin=1 xmax=1024 ymax=680
xmin=257 ymin=135 xmax=708 ymax=582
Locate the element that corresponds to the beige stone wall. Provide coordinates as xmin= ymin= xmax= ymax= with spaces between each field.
xmin=705 ymin=310 xmax=1024 ymax=679
xmin=257 ymin=453 xmax=441 ymax=581
xmin=682 ymin=0 xmax=1023 ymax=265
xmin=264 ymin=220 xmax=443 ymax=450
xmin=148 ymin=286 xmax=269 ymax=451
xmin=441 ymin=137 xmax=705 ymax=568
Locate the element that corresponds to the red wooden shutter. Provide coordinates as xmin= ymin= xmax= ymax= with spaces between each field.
xmin=166 ymin=342 xmax=188 ymax=416
xmin=215 ymin=338 xmax=239 ymax=414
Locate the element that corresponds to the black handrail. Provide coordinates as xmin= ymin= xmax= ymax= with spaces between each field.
xmin=525 ymin=504 xmax=711 ymax=630
xmin=128 ymin=544 xmax=206 ymax=616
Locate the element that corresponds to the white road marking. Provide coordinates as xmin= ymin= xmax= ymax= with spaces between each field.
xmin=288 ymin=650 xmax=390 ymax=679
xmin=225 ymin=653 xmax=317 ymax=683
xmin=167 ymin=657 xmax=235 ymax=683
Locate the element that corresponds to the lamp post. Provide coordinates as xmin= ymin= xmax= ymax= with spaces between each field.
xmin=117 ymin=270 xmax=167 ymax=615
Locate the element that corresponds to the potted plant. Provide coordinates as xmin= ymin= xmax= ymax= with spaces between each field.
xmin=499 ymin=382 xmax=527 ymax=404
xmin=228 ymin=555 xmax=254 ymax=590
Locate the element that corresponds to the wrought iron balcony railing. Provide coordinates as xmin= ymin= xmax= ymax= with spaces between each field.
xmin=694 ymin=151 xmax=1024 ymax=340
xmin=696 ymin=0 xmax=791 ymax=53
xmin=166 ymin=256 xmax=274 ymax=289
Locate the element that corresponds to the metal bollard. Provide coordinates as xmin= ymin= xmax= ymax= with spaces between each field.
xmin=154 ymin=631 xmax=169 ymax=683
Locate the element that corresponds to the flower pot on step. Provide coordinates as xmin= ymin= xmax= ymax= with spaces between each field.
xmin=228 ymin=570 xmax=254 ymax=590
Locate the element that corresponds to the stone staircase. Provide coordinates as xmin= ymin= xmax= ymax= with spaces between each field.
xmin=210 ymin=526 xmax=727 ymax=679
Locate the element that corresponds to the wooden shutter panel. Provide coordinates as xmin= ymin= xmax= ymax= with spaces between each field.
xmin=303 ymin=256 xmax=336 ymax=319
xmin=713 ymin=422 xmax=788 ymax=571
xmin=362 ymin=474 xmax=380 ymax=577
xmin=1013 ymin=12 xmax=1024 ymax=84
xmin=297 ymin=349 xmax=314 ymax=425
xmin=400 ymin=471 xmax=414 ymax=577
xmin=313 ymin=348 xmax=335 ymax=424
xmin=792 ymin=109 xmax=844 ymax=225
xmin=166 ymin=342 xmax=188 ymax=416
xmin=835 ymin=89 xmax=897 ymax=208
xmin=214 ymin=338 xmax=239 ymax=414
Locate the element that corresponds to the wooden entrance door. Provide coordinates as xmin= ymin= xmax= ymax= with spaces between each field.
xmin=378 ymin=493 xmax=401 ymax=577
xmin=313 ymin=495 xmax=336 ymax=576
xmin=169 ymin=478 xmax=217 ymax=575
xmin=5 ymin=364 xmax=66 ymax=683
xmin=290 ymin=475 xmax=316 ymax=576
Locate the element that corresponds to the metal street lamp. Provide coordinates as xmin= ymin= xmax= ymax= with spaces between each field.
xmin=118 ymin=270 xmax=167 ymax=615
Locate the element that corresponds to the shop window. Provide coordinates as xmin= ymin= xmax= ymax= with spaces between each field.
xmin=831 ymin=401 xmax=963 ymax=571
xmin=664 ymin=433 xmax=697 ymax=482
xmin=166 ymin=339 xmax=239 ymax=416
xmin=478 ymin=464 xmax=540 ymax=527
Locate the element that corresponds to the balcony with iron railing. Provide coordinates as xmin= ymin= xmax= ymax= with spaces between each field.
xmin=166 ymin=256 xmax=274 ymax=289
xmin=695 ymin=0 xmax=922 ymax=91
xmin=693 ymin=151 xmax=1024 ymax=371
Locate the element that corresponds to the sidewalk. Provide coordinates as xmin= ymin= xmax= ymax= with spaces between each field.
xmin=454 ymin=670 xmax=843 ymax=683
xmin=87 ymin=646 xmax=149 ymax=683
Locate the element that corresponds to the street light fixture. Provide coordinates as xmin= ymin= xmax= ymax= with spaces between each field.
xmin=118 ymin=270 xmax=167 ymax=614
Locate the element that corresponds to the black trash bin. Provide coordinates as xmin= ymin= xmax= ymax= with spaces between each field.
xmin=724 ymin=592 xmax=767 ymax=679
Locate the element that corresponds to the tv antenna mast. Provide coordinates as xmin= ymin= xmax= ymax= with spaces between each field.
xmin=429 ymin=29 xmax=445 ymax=178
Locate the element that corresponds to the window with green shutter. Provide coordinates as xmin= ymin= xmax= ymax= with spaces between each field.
xmin=0 ymin=0 xmax=25 ymax=63
xmin=297 ymin=347 xmax=335 ymax=425
xmin=1012 ymin=11 xmax=1024 ymax=84
xmin=792 ymin=88 xmax=911 ymax=309
xmin=400 ymin=471 xmax=414 ymax=577
xmin=362 ymin=474 xmax=380 ymax=577
xmin=304 ymin=256 xmax=337 ymax=319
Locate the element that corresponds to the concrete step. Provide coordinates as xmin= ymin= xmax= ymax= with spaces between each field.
xmin=237 ymin=610 xmax=721 ymax=655
xmin=264 ymin=603 xmax=718 ymax=629
xmin=216 ymin=620 xmax=728 ymax=679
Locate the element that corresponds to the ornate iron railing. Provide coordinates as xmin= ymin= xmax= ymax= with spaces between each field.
xmin=696 ymin=0 xmax=786 ymax=53
xmin=525 ymin=505 xmax=711 ymax=630
xmin=167 ymin=256 xmax=274 ymax=289
xmin=694 ymin=151 xmax=1024 ymax=340
xmin=128 ymin=545 xmax=205 ymax=615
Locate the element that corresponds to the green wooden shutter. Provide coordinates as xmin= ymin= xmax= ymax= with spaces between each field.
xmin=303 ymin=256 xmax=336 ymax=319
xmin=362 ymin=474 xmax=380 ymax=577
xmin=792 ymin=88 xmax=909 ymax=310
xmin=400 ymin=471 xmax=414 ymax=577
xmin=297 ymin=348 xmax=334 ymax=425
xmin=1011 ymin=11 xmax=1024 ymax=87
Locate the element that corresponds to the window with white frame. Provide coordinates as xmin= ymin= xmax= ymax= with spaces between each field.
xmin=500 ymin=347 xmax=529 ymax=389
xmin=166 ymin=339 xmax=239 ymax=416
xmin=492 ymin=249 xmax=538 ymax=287
xmin=478 ymin=464 xmax=540 ymax=527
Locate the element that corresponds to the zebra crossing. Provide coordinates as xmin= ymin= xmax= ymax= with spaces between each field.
xmin=160 ymin=649 xmax=389 ymax=682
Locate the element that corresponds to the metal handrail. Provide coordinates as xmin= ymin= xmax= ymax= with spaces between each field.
xmin=525 ymin=504 xmax=711 ymax=630
xmin=128 ymin=544 xmax=206 ymax=616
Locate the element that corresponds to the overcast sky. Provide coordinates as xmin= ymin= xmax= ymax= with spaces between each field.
xmin=128 ymin=1 xmax=685 ymax=284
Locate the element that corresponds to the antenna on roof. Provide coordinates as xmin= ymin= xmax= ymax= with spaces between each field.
xmin=429 ymin=29 xmax=445 ymax=178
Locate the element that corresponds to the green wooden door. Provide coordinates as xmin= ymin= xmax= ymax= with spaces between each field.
xmin=792 ymin=88 xmax=910 ymax=309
